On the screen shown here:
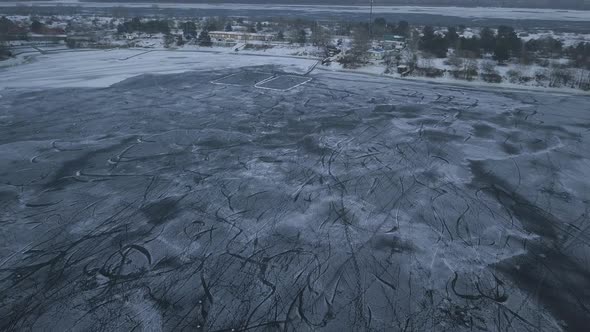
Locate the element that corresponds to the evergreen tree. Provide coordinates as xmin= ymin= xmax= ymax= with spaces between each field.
xmin=182 ymin=21 xmax=197 ymax=38
xmin=338 ymin=25 xmax=370 ymax=68
xmin=420 ymin=26 xmax=448 ymax=58
xmin=422 ymin=25 xmax=435 ymax=44
xmin=198 ymin=30 xmax=212 ymax=47
xmin=458 ymin=36 xmax=481 ymax=57
xmin=0 ymin=41 xmax=10 ymax=59
xmin=480 ymin=27 xmax=496 ymax=53
xmin=396 ymin=20 xmax=410 ymax=37
xmin=311 ymin=22 xmax=330 ymax=47
xmin=445 ymin=26 xmax=459 ymax=45
xmin=494 ymin=25 xmax=521 ymax=62
xmin=372 ymin=17 xmax=387 ymax=37
xmin=31 ymin=20 xmax=44 ymax=34
xmin=493 ymin=39 xmax=511 ymax=63
xmin=292 ymin=29 xmax=306 ymax=45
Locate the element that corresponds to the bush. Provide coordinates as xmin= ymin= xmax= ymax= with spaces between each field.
xmin=549 ymin=67 xmax=574 ymax=87
xmin=414 ymin=67 xmax=444 ymax=78
xmin=450 ymin=68 xmax=478 ymax=81
xmin=480 ymin=60 xmax=497 ymax=74
xmin=534 ymin=69 xmax=549 ymax=85
xmin=244 ymin=44 xmax=273 ymax=51
xmin=536 ymin=58 xmax=551 ymax=67
xmin=0 ymin=43 xmax=11 ymax=60
xmin=445 ymin=54 xmax=463 ymax=68
xmin=197 ymin=30 xmax=212 ymax=47
xmin=519 ymin=76 xmax=533 ymax=83
xmin=481 ymin=72 xmax=503 ymax=83
xmin=338 ymin=53 xmax=368 ymax=69
xmin=506 ymin=69 xmax=521 ymax=83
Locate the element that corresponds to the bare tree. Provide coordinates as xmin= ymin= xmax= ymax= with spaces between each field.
xmin=288 ymin=29 xmax=306 ymax=45
xmin=311 ymin=22 xmax=331 ymax=47
xmin=480 ymin=59 xmax=502 ymax=82
xmin=462 ymin=57 xmax=479 ymax=80
xmin=339 ymin=25 xmax=370 ymax=68
xmin=480 ymin=60 xmax=497 ymax=75
xmin=419 ymin=57 xmax=434 ymax=69
xmin=578 ymin=70 xmax=590 ymax=90
xmin=164 ymin=34 xmax=175 ymax=48
xmin=549 ymin=64 xmax=574 ymax=87
xmin=400 ymin=48 xmax=418 ymax=70
xmin=446 ymin=52 xmax=464 ymax=70
xmin=506 ymin=69 xmax=523 ymax=83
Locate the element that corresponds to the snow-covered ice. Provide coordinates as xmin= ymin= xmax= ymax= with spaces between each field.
xmin=0 ymin=49 xmax=317 ymax=88
xmin=0 ymin=48 xmax=589 ymax=331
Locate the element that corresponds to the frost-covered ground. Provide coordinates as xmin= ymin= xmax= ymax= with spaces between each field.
xmin=1 ymin=51 xmax=590 ymax=331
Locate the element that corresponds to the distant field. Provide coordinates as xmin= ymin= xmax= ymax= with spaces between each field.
xmin=75 ymin=0 xmax=590 ymax=10
xmin=1 ymin=1 xmax=590 ymax=22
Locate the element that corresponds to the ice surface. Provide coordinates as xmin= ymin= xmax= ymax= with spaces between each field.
xmin=2 ymin=1 xmax=590 ymax=21
xmin=0 ymin=56 xmax=589 ymax=331
xmin=0 ymin=49 xmax=316 ymax=89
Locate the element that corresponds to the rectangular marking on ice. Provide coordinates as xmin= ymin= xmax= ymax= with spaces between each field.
xmin=211 ymin=71 xmax=274 ymax=86
xmin=255 ymin=75 xmax=312 ymax=91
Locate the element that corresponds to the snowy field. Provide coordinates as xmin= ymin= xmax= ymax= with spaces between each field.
xmin=1 ymin=51 xmax=590 ymax=331
xmin=2 ymin=1 xmax=590 ymax=22
xmin=0 ymin=49 xmax=317 ymax=89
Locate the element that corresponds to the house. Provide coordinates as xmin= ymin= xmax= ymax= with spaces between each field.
xmin=325 ymin=45 xmax=341 ymax=57
xmin=0 ymin=18 xmax=27 ymax=40
xmin=170 ymin=28 xmax=183 ymax=36
xmin=382 ymin=34 xmax=406 ymax=51
xmin=27 ymin=33 xmax=67 ymax=43
xmin=66 ymin=31 xmax=105 ymax=47
xmin=208 ymin=31 xmax=274 ymax=42
xmin=368 ymin=48 xmax=386 ymax=60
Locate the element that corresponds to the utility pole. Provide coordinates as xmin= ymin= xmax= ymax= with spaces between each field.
xmin=369 ymin=0 xmax=374 ymax=38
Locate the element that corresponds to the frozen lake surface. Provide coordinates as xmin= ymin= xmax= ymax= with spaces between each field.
xmin=2 ymin=1 xmax=590 ymax=21
xmin=1 ymin=54 xmax=590 ymax=331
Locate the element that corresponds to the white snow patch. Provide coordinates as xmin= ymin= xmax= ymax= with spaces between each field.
xmin=0 ymin=49 xmax=316 ymax=89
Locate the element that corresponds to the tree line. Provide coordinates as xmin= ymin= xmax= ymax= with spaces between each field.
xmin=418 ymin=24 xmax=590 ymax=69
xmin=117 ymin=17 xmax=171 ymax=35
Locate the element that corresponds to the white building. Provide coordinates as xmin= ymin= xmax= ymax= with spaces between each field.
xmin=368 ymin=49 xmax=386 ymax=60
xmin=208 ymin=31 xmax=274 ymax=42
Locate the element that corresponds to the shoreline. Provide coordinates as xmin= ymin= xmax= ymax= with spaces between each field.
xmin=1 ymin=47 xmax=588 ymax=96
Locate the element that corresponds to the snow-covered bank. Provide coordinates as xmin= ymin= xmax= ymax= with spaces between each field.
xmin=0 ymin=53 xmax=33 ymax=69
xmin=1 ymin=48 xmax=587 ymax=94
xmin=320 ymin=59 xmax=590 ymax=95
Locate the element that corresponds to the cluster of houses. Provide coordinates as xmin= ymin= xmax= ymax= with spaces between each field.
xmin=3 ymin=15 xmax=407 ymax=61
xmin=368 ymin=34 xmax=407 ymax=60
